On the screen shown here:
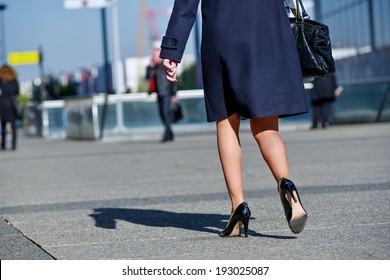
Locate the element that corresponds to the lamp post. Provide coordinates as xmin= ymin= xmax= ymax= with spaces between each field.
xmin=0 ymin=4 xmax=6 ymax=65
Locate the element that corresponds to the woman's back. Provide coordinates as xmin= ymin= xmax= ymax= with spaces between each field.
xmin=0 ymin=79 xmax=19 ymax=121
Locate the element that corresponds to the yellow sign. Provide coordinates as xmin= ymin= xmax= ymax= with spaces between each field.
xmin=8 ymin=51 xmax=40 ymax=65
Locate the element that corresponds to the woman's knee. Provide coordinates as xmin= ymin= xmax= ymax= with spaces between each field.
xmin=217 ymin=113 xmax=240 ymax=132
xmin=250 ymin=116 xmax=279 ymax=137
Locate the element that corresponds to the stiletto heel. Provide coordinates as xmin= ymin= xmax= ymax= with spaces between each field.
xmin=243 ymin=216 xmax=249 ymax=237
xmin=279 ymin=178 xmax=307 ymax=234
xmin=220 ymin=202 xmax=251 ymax=237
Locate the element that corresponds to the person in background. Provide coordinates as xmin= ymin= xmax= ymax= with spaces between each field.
xmin=146 ymin=43 xmax=178 ymax=142
xmin=160 ymin=0 xmax=308 ymax=237
xmin=0 ymin=64 xmax=20 ymax=151
xmin=311 ymin=75 xmax=342 ymax=129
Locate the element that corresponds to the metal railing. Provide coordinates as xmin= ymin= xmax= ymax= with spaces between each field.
xmin=22 ymin=79 xmax=390 ymax=139
xmin=24 ymin=90 xmax=209 ymax=139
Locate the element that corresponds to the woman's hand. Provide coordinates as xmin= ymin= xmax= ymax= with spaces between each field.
xmin=163 ymin=59 xmax=178 ymax=82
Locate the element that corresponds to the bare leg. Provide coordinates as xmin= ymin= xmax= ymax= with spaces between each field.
xmin=216 ymin=113 xmax=244 ymax=212
xmin=251 ymin=116 xmax=307 ymax=233
xmin=250 ymin=116 xmax=290 ymax=183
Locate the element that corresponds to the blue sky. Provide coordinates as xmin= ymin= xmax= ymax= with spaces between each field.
xmin=3 ymin=0 xmax=175 ymax=82
xmin=4 ymin=0 xmax=315 ymax=83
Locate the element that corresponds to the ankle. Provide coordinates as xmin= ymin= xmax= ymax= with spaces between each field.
xmin=277 ymin=177 xmax=292 ymax=191
xmin=231 ymin=200 xmax=245 ymax=212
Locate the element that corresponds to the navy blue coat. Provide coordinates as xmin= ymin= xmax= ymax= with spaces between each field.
xmin=160 ymin=0 xmax=308 ymax=122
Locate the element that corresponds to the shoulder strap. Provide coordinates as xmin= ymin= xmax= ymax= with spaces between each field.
xmin=295 ymin=0 xmax=309 ymax=19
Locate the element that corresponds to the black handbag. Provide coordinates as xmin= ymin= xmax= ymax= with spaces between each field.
xmin=170 ymin=102 xmax=183 ymax=123
xmin=289 ymin=0 xmax=336 ymax=78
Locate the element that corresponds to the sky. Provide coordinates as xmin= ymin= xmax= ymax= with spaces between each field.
xmin=3 ymin=0 xmax=313 ymax=83
xmin=2 ymin=0 xmax=175 ymax=82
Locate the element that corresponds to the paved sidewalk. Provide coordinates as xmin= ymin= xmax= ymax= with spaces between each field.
xmin=0 ymin=123 xmax=389 ymax=260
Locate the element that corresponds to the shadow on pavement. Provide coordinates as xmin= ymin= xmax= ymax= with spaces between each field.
xmin=90 ymin=208 xmax=296 ymax=240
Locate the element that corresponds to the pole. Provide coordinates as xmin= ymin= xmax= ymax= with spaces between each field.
xmin=38 ymin=45 xmax=46 ymax=101
xmin=375 ymin=82 xmax=390 ymax=123
xmin=110 ymin=0 xmax=124 ymax=94
xmin=99 ymin=7 xmax=110 ymax=139
xmin=111 ymin=0 xmax=126 ymax=133
xmin=110 ymin=0 xmax=125 ymax=134
xmin=0 ymin=4 xmax=6 ymax=65
xmin=367 ymin=0 xmax=376 ymax=52
xmin=101 ymin=8 xmax=110 ymax=93
xmin=194 ymin=12 xmax=202 ymax=89
xmin=137 ymin=0 xmax=147 ymax=92
xmin=37 ymin=45 xmax=46 ymax=137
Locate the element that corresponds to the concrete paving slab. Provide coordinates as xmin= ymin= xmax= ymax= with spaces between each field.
xmin=0 ymin=123 xmax=389 ymax=260
xmin=0 ymin=219 xmax=53 ymax=260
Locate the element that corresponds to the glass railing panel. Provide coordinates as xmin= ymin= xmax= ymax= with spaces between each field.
xmin=334 ymin=82 xmax=388 ymax=123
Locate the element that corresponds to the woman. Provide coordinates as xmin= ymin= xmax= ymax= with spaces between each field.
xmin=0 ymin=64 xmax=20 ymax=151
xmin=160 ymin=0 xmax=308 ymax=236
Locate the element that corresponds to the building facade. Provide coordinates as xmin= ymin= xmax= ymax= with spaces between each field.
xmin=313 ymin=0 xmax=390 ymax=80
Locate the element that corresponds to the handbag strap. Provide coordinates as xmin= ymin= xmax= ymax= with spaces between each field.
xmin=295 ymin=0 xmax=309 ymax=19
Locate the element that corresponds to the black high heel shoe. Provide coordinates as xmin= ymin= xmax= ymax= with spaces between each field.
xmin=279 ymin=178 xmax=307 ymax=234
xmin=220 ymin=202 xmax=251 ymax=237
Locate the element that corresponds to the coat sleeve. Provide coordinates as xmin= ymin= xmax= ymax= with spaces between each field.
xmin=160 ymin=0 xmax=200 ymax=63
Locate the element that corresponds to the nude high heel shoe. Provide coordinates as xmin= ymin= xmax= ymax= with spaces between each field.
xmin=279 ymin=178 xmax=307 ymax=234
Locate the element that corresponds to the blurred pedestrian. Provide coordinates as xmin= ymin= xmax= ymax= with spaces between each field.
xmin=311 ymin=75 xmax=342 ymax=129
xmin=0 ymin=64 xmax=20 ymax=151
xmin=146 ymin=42 xmax=178 ymax=142
xmin=160 ymin=0 xmax=308 ymax=236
